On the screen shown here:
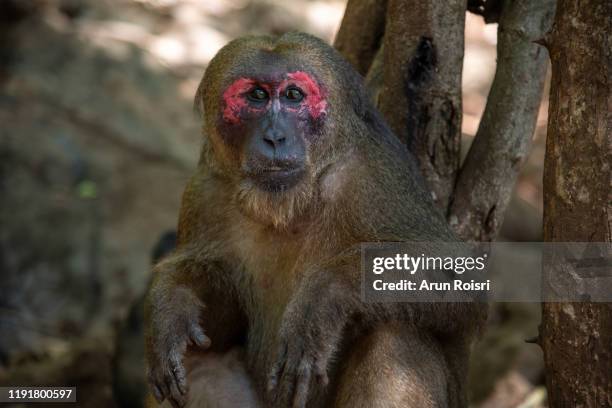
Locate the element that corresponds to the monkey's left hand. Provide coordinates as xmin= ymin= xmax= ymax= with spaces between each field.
xmin=267 ymin=278 xmax=357 ymax=408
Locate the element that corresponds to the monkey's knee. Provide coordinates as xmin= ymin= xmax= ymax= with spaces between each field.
xmin=150 ymin=348 xmax=260 ymax=408
xmin=334 ymin=323 xmax=449 ymax=408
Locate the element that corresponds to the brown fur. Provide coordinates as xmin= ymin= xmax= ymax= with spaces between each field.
xmin=150 ymin=349 xmax=260 ymax=408
xmin=144 ymin=32 xmax=486 ymax=408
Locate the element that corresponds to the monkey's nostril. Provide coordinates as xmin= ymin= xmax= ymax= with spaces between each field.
xmin=263 ymin=134 xmax=286 ymax=147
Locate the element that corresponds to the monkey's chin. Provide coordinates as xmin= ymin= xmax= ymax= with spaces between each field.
xmin=236 ymin=172 xmax=314 ymax=230
xmin=249 ymin=168 xmax=306 ymax=193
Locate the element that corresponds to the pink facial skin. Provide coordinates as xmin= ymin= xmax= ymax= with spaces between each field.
xmin=221 ymin=78 xmax=270 ymax=125
xmin=282 ymin=71 xmax=327 ymax=119
xmin=221 ymin=71 xmax=327 ymax=125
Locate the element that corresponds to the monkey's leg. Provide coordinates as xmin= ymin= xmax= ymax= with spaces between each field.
xmin=148 ymin=348 xmax=261 ymax=408
xmin=333 ymin=323 xmax=450 ymax=408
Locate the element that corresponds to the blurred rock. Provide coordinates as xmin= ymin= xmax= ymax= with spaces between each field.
xmin=0 ymin=337 xmax=117 ymax=408
xmin=469 ymin=301 xmax=544 ymax=403
xmin=478 ymin=371 xmax=536 ymax=408
xmin=0 ymin=0 xmax=197 ymax=365
xmin=468 ymin=244 xmax=544 ymax=403
xmin=112 ymin=230 xmax=176 ymax=408
xmin=499 ymin=195 xmax=543 ymax=242
xmin=0 ymin=127 xmax=99 ymax=363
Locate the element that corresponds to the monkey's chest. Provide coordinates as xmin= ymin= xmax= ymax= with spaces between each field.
xmin=230 ymin=230 xmax=306 ymax=361
xmin=239 ymin=246 xmax=302 ymax=316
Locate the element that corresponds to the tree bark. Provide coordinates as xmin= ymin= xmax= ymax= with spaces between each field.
xmin=336 ymin=0 xmax=555 ymax=242
xmin=540 ymin=0 xmax=612 ymax=406
xmin=377 ymin=0 xmax=466 ymax=209
xmin=448 ymin=0 xmax=555 ymax=242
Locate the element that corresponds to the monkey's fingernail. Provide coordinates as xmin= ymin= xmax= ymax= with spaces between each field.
xmin=191 ymin=327 xmax=211 ymax=348
xmin=202 ymin=336 xmax=212 ymax=348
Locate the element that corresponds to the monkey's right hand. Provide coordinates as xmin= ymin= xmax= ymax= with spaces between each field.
xmin=145 ymin=286 xmax=211 ymax=408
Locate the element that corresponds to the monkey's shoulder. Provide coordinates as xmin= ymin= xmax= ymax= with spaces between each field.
xmin=176 ymin=170 xmax=236 ymax=244
xmin=327 ymin=144 xmax=453 ymax=242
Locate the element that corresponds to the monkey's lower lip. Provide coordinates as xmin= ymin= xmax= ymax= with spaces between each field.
xmin=262 ymin=166 xmax=298 ymax=173
xmin=249 ymin=167 xmax=305 ymax=192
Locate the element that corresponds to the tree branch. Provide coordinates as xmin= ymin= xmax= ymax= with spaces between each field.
xmin=333 ymin=0 xmax=388 ymax=76
xmin=448 ymin=0 xmax=556 ymax=242
xmin=378 ymin=0 xmax=466 ymax=209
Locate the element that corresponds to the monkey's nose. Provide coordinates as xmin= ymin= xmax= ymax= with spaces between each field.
xmin=263 ymin=131 xmax=287 ymax=149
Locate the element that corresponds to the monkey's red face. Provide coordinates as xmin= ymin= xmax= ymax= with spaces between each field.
xmin=219 ymin=71 xmax=327 ymax=192
xmin=222 ymin=72 xmax=327 ymax=125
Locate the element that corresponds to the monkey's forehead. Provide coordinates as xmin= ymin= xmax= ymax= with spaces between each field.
xmin=220 ymin=49 xmax=324 ymax=87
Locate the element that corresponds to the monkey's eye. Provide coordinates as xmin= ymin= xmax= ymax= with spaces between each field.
xmin=284 ymin=87 xmax=304 ymax=102
xmin=247 ymin=87 xmax=269 ymax=102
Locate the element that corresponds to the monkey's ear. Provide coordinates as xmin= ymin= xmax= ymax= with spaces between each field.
xmin=193 ymin=80 xmax=205 ymax=118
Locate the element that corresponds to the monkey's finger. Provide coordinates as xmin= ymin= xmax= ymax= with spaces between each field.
xmin=267 ymin=342 xmax=288 ymax=391
xmin=314 ymin=369 xmax=329 ymax=387
xmin=166 ymin=375 xmax=186 ymax=408
xmin=292 ymin=360 xmax=313 ymax=408
xmin=314 ymin=355 xmax=329 ymax=386
xmin=276 ymin=348 xmax=305 ymax=407
xmin=168 ymin=351 xmax=188 ymax=395
xmin=156 ymin=377 xmax=171 ymax=403
xmin=146 ymin=371 xmax=163 ymax=402
xmin=167 ymin=396 xmax=181 ymax=408
xmin=188 ymin=323 xmax=211 ymax=348
xmin=273 ymin=367 xmax=295 ymax=408
xmin=148 ymin=379 xmax=165 ymax=403
xmin=168 ymin=391 xmax=186 ymax=408
xmin=267 ymin=359 xmax=286 ymax=392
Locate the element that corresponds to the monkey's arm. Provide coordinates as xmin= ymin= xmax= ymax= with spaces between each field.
xmin=144 ymin=248 xmax=247 ymax=408
xmin=268 ymin=244 xmax=486 ymax=408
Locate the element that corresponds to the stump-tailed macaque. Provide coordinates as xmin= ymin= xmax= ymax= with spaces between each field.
xmin=145 ymin=32 xmax=486 ymax=408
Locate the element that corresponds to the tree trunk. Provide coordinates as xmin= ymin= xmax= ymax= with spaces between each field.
xmin=378 ymin=0 xmax=466 ymax=210
xmin=540 ymin=0 xmax=612 ymax=406
xmin=336 ymin=0 xmax=553 ymax=242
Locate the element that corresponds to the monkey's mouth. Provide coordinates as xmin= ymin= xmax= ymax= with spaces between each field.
xmin=247 ymin=165 xmax=306 ymax=192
